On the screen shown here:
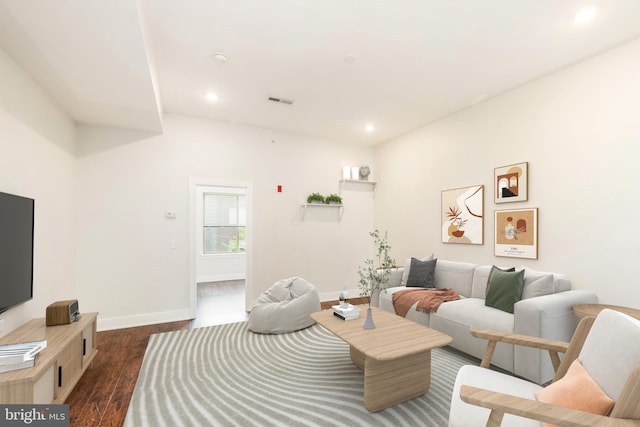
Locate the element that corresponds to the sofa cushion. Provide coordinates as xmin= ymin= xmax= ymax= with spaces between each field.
xmin=521 ymin=268 xmax=555 ymax=299
xmin=400 ymin=254 xmax=434 ymax=286
xmin=378 ymin=286 xmax=404 ymax=313
xmin=434 ymin=260 xmax=476 ymax=296
xmin=485 ymin=268 xmax=525 ymax=314
xmin=433 ymin=298 xmax=514 ymax=332
xmin=406 ymin=258 xmax=437 ymax=288
xmin=431 ymin=298 xmax=514 ymax=372
xmin=471 ymin=265 xmax=515 ymax=298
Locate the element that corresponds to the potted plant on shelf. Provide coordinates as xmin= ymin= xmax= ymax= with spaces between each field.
xmin=325 ymin=194 xmax=342 ymax=205
xmin=306 ymin=193 xmax=325 ymax=204
xmin=357 ymin=230 xmax=395 ymax=329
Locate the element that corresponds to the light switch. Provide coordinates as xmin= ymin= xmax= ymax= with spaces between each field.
xmin=165 ymin=211 xmax=176 ymax=219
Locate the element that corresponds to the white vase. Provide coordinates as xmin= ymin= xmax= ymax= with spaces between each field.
xmin=363 ymin=308 xmax=375 ymax=329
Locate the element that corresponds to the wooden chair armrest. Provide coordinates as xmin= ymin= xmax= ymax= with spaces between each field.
xmin=470 ymin=327 xmax=569 ymax=371
xmin=470 ymin=328 xmax=569 ymax=352
xmin=460 ymin=385 xmax=640 ymax=427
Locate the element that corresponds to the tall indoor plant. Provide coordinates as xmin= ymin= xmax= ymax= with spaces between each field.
xmin=358 ymin=230 xmax=395 ymax=329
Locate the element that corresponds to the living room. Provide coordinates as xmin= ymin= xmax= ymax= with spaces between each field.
xmin=1 ymin=1 xmax=639 ymax=425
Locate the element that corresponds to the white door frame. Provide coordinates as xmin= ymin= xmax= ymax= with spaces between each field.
xmin=188 ymin=177 xmax=253 ymax=317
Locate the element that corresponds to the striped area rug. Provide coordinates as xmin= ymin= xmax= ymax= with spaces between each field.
xmin=123 ymin=321 xmax=478 ymax=426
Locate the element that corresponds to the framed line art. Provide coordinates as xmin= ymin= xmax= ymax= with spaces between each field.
xmin=494 ymin=162 xmax=528 ymax=203
xmin=441 ymin=185 xmax=484 ymax=245
xmin=495 ymin=208 xmax=538 ymax=259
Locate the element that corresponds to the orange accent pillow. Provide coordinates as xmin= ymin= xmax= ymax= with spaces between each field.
xmin=534 ymin=359 xmax=614 ymax=427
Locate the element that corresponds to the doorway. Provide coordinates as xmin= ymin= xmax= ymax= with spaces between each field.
xmin=189 ymin=180 xmax=253 ymax=326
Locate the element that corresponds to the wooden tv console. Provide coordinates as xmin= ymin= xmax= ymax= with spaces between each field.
xmin=0 ymin=312 xmax=97 ymax=404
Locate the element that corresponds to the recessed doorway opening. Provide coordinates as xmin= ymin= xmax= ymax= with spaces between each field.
xmin=190 ymin=181 xmax=252 ymax=327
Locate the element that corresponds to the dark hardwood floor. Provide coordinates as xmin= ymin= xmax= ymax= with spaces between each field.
xmin=66 ymin=320 xmax=191 ymax=427
xmin=65 ymin=288 xmax=365 ymax=426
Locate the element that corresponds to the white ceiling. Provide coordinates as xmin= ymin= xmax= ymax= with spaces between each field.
xmin=1 ymin=0 xmax=639 ymax=145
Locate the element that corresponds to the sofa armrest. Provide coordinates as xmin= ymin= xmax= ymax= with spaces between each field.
xmin=385 ymin=268 xmax=403 ymax=288
xmin=513 ymin=290 xmax=598 ymax=383
xmin=514 ymin=290 xmax=599 ymax=341
xmin=370 ymin=268 xmax=403 ymax=307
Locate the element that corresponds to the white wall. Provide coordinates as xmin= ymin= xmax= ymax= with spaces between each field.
xmin=0 ymin=49 xmax=77 ymax=336
xmin=76 ymin=114 xmax=375 ymax=330
xmin=374 ymin=38 xmax=640 ymax=306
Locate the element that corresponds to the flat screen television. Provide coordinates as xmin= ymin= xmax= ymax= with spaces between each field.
xmin=0 ymin=191 xmax=34 ymax=313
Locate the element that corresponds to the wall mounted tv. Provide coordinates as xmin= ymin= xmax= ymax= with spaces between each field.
xmin=0 ymin=191 xmax=34 ymax=314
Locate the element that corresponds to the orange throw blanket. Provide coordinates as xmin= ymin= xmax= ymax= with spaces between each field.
xmin=392 ymin=288 xmax=460 ymax=317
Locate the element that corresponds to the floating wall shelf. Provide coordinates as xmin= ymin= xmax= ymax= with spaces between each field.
xmin=301 ymin=203 xmax=344 ymax=220
xmin=339 ymin=179 xmax=378 ymax=197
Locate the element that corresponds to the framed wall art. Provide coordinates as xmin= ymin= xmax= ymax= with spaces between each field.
xmin=494 ymin=208 xmax=538 ymax=259
xmin=441 ymin=185 xmax=484 ymax=245
xmin=494 ymin=162 xmax=528 ymax=203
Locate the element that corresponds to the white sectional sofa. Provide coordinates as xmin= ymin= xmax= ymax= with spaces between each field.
xmin=372 ymin=259 xmax=598 ymax=384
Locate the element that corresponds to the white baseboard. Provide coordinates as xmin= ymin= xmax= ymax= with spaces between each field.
xmin=318 ymin=287 xmax=360 ymax=303
xmin=97 ymin=287 xmax=362 ymax=331
xmin=97 ymin=308 xmax=194 ymax=331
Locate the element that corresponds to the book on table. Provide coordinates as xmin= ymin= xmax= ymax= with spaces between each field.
xmin=332 ymin=304 xmax=360 ymax=320
xmin=333 ymin=311 xmax=359 ymax=321
xmin=332 ymin=303 xmax=360 ymax=313
xmin=0 ymin=340 xmax=47 ymax=366
xmin=0 ymin=354 xmax=38 ymax=373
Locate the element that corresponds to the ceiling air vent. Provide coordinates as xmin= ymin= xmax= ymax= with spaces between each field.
xmin=268 ymin=96 xmax=294 ymax=105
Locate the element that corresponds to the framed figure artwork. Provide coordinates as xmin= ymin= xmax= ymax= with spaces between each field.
xmin=494 ymin=162 xmax=528 ymax=203
xmin=494 ymin=208 xmax=538 ymax=259
xmin=441 ymin=185 xmax=484 ymax=245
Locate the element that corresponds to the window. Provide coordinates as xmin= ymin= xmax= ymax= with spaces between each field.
xmin=203 ymin=193 xmax=246 ymax=254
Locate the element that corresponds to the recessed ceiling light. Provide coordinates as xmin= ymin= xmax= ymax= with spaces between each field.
xmin=205 ymin=92 xmax=219 ymax=102
xmin=212 ymin=52 xmax=228 ymax=64
xmin=365 ymin=124 xmax=375 ymax=133
xmin=574 ymin=6 xmax=597 ymax=24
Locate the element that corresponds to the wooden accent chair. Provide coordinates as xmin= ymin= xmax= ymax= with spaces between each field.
xmin=449 ymin=309 xmax=640 ymax=427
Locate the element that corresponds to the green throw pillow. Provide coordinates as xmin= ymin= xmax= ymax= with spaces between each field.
xmin=485 ymin=268 xmax=525 ymax=314
xmin=485 ymin=266 xmax=515 ymax=297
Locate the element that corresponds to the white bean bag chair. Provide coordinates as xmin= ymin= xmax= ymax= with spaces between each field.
xmin=249 ymin=277 xmax=320 ymax=334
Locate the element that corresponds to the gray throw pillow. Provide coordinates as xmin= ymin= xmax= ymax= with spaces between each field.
xmin=406 ymin=258 xmax=437 ymax=288
xmin=485 ymin=268 xmax=525 ymax=314
xmin=401 ymin=254 xmax=434 ymax=286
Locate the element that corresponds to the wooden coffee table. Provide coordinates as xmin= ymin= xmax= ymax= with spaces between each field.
xmin=310 ymin=306 xmax=452 ymax=412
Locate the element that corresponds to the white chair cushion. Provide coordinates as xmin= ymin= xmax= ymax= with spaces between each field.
xmin=579 ymin=309 xmax=640 ymax=402
xmin=449 ymin=365 xmax=543 ymax=427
